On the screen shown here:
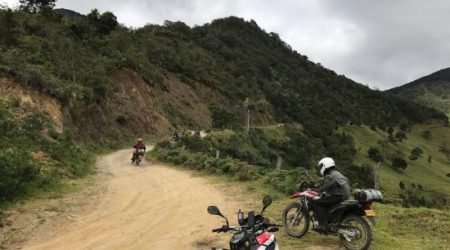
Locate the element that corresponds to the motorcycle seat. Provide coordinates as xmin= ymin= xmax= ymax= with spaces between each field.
xmin=339 ymin=200 xmax=359 ymax=206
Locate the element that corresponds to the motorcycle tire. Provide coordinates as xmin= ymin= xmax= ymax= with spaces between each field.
xmin=282 ymin=202 xmax=310 ymax=238
xmin=339 ymin=215 xmax=372 ymax=250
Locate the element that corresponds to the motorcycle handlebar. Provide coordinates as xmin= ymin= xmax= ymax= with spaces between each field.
xmin=212 ymin=225 xmax=232 ymax=233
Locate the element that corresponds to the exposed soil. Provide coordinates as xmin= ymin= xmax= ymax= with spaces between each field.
xmin=1 ymin=149 xmax=246 ymax=250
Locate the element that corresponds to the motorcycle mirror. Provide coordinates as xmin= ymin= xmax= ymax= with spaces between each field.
xmin=261 ymin=196 xmax=272 ymax=214
xmin=207 ymin=206 xmax=222 ymax=216
xmin=207 ymin=205 xmax=230 ymax=227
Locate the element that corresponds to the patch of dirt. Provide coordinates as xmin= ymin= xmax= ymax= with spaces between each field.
xmin=0 ymin=75 xmax=63 ymax=132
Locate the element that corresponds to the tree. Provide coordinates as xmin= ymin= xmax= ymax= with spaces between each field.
xmin=87 ymin=9 xmax=118 ymax=35
xmin=243 ymin=98 xmax=269 ymax=133
xmin=98 ymin=11 xmax=118 ymax=35
xmin=209 ymin=105 xmax=236 ymax=130
xmin=368 ymin=147 xmax=383 ymax=162
xmin=19 ymin=0 xmax=56 ymax=13
xmin=392 ymin=157 xmax=408 ymax=171
xmin=409 ymin=147 xmax=423 ymax=160
xmin=0 ymin=8 xmax=17 ymax=46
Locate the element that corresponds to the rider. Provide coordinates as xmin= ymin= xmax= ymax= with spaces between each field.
xmin=173 ymin=130 xmax=180 ymax=141
xmin=131 ymin=138 xmax=146 ymax=163
xmin=313 ymin=157 xmax=351 ymax=232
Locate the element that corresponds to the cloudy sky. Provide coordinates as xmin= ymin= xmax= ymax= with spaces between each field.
xmin=2 ymin=0 xmax=450 ymax=90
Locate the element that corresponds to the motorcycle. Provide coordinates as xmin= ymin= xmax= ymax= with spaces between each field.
xmin=282 ymin=171 xmax=382 ymax=250
xmin=207 ymin=196 xmax=281 ymax=250
xmin=132 ymin=148 xmax=145 ymax=166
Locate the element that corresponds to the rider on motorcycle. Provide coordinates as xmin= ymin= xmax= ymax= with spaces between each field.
xmin=131 ymin=138 xmax=146 ymax=163
xmin=313 ymin=157 xmax=351 ymax=232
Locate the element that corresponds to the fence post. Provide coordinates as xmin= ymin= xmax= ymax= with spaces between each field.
xmin=216 ymin=150 xmax=220 ymax=159
xmin=374 ymin=162 xmax=382 ymax=189
xmin=276 ymin=156 xmax=283 ymax=170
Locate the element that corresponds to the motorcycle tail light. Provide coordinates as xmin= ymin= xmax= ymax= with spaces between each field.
xmin=364 ymin=202 xmax=372 ymax=210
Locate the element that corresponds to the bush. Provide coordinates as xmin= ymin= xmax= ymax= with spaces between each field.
xmin=409 ymin=147 xmax=423 ymax=160
xmin=368 ymin=147 xmax=383 ymax=162
xmin=392 ymin=157 xmax=408 ymax=171
xmin=0 ymin=150 xmax=40 ymax=201
xmin=181 ymin=135 xmax=211 ymax=152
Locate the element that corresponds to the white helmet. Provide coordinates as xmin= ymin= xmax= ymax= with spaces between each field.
xmin=317 ymin=157 xmax=335 ymax=176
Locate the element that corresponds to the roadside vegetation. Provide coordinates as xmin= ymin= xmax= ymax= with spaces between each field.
xmin=151 ymin=123 xmax=450 ymax=209
xmin=0 ymin=98 xmax=93 ymax=208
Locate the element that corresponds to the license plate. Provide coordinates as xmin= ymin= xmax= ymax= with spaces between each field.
xmin=365 ymin=209 xmax=376 ymax=217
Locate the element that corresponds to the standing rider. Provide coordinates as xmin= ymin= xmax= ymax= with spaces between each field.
xmin=313 ymin=157 xmax=351 ymax=232
xmin=131 ymin=138 xmax=146 ymax=163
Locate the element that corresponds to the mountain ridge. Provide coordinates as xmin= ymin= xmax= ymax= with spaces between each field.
xmin=388 ymin=68 xmax=450 ymax=117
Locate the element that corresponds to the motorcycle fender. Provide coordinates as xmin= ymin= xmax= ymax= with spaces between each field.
xmin=289 ymin=192 xmax=301 ymax=198
xmin=367 ymin=216 xmax=377 ymax=225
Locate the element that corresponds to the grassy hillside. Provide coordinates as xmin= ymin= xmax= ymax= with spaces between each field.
xmin=389 ymin=68 xmax=450 ymax=117
xmin=342 ymin=124 xmax=450 ymax=208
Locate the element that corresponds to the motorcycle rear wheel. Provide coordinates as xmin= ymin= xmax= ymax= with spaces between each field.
xmin=282 ymin=202 xmax=309 ymax=238
xmin=339 ymin=215 xmax=372 ymax=250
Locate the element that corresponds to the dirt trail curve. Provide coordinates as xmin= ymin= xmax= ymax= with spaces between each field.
xmin=20 ymin=149 xmax=242 ymax=250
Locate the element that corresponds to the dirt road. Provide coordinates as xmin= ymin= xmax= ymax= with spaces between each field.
xmin=19 ymin=149 xmax=244 ymax=250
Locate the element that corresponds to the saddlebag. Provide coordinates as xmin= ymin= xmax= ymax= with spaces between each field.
xmin=354 ymin=189 xmax=383 ymax=202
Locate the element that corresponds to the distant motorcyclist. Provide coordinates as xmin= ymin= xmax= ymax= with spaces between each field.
xmin=312 ymin=157 xmax=351 ymax=232
xmin=173 ymin=130 xmax=180 ymax=141
xmin=195 ymin=125 xmax=201 ymax=136
xmin=131 ymin=138 xmax=146 ymax=163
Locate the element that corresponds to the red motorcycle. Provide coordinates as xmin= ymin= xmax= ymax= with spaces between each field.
xmin=207 ymin=196 xmax=280 ymax=250
xmin=282 ymin=171 xmax=382 ymax=250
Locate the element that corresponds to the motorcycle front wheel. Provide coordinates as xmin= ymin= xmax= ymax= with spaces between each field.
xmin=339 ymin=215 xmax=372 ymax=250
xmin=282 ymin=202 xmax=309 ymax=238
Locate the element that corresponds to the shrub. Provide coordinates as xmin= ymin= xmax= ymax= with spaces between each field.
xmin=0 ymin=150 xmax=40 ymax=201
xmin=392 ymin=157 xmax=408 ymax=171
xmin=368 ymin=147 xmax=383 ymax=162
xmin=409 ymin=147 xmax=423 ymax=160
xmin=181 ymin=135 xmax=211 ymax=152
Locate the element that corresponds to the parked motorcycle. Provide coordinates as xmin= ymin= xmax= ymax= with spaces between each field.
xmin=282 ymin=171 xmax=382 ymax=250
xmin=207 ymin=196 xmax=280 ymax=250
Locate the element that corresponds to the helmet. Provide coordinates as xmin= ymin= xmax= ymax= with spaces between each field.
xmin=317 ymin=157 xmax=335 ymax=176
xmin=137 ymin=138 xmax=143 ymax=142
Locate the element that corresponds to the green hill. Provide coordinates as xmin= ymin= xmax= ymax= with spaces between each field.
xmin=389 ymin=68 xmax=450 ymax=117
xmin=342 ymin=124 xmax=450 ymax=207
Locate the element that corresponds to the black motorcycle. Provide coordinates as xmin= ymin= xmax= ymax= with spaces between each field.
xmin=282 ymin=173 xmax=382 ymax=250
xmin=207 ymin=196 xmax=281 ymax=250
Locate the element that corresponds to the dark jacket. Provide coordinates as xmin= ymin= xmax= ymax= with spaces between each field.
xmin=319 ymin=169 xmax=351 ymax=200
xmin=133 ymin=143 xmax=146 ymax=152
